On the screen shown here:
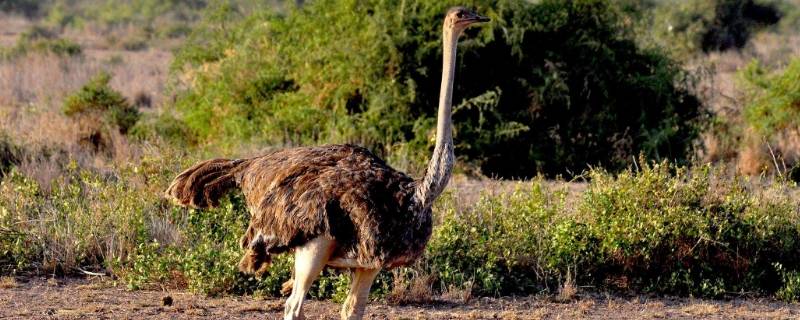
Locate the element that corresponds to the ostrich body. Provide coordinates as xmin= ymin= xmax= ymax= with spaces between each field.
xmin=165 ymin=7 xmax=488 ymax=320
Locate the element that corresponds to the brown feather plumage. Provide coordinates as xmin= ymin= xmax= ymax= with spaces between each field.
xmin=165 ymin=144 xmax=431 ymax=273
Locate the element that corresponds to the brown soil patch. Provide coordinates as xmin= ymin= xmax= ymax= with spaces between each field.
xmin=1 ymin=277 xmax=799 ymax=319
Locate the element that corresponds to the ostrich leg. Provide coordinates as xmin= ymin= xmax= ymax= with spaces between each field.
xmin=340 ymin=268 xmax=381 ymax=320
xmin=283 ymin=237 xmax=335 ymax=320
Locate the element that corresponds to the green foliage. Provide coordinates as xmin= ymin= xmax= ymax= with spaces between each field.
xmin=40 ymin=0 xmax=207 ymax=28
xmin=63 ymin=72 xmax=140 ymax=135
xmin=130 ymin=113 xmax=195 ymax=145
xmin=740 ymin=58 xmax=800 ymax=136
xmin=171 ymin=0 xmax=702 ymax=177
xmin=426 ymin=186 xmax=569 ymax=295
xmin=0 ymin=25 xmax=82 ymax=59
xmin=0 ymin=163 xmax=151 ymax=274
xmin=427 ymin=162 xmax=800 ymax=298
xmin=776 ymin=262 xmax=800 ymax=301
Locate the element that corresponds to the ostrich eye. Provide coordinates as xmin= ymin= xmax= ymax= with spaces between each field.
xmin=456 ymin=12 xmax=464 ymax=18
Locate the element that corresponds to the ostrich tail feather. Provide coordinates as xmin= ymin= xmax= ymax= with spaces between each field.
xmin=165 ymin=158 xmax=250 ymax=208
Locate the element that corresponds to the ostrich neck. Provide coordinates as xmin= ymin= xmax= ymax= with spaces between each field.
xmin=413 ymin=27 xmax=459 ymax=210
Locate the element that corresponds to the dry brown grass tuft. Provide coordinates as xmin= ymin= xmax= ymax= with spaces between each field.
xmin=0 ymin=276 xmax=17 ymax=289
xmin=681 ymin=302 xmax=721 ymax=316
xmin=385 ymin=272 xmax=435 ymax=305
xmin=440 ymin=282 xmax=473 ymax=304
xmin=737 ymin=139 xmax=769 ymax=176
xmin=556 ymin=271 xmax=578 ymax=302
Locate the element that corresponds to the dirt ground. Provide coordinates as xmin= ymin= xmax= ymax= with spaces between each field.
xmin=1 ymin=277 xmax=799 ymax=320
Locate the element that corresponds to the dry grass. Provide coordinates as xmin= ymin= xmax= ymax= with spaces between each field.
xmin=386 ymin=272 xmax=436 ymax=305
xmin=0 ymin=14 xmax=172 ymax=114
xmin=737 ymin=138 xmax=770 ymax=176
xmin=0 ymin=49 xmax=171 ymax=111
xmin=680 ymin=302 xmax=721 ymax=316
xmin=0 ymin=276 xmax=17 ymax=289
xmin=441 ymin=283 xmax=474 ymax=304
xmin=0 ymin=16 xmax=173 ymax=189
xmin=556 ymin=271 xmax=578 ymax=302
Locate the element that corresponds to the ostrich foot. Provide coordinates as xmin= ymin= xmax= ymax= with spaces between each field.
xmin=340 ymin=268 xmax=380 ymax=320
xmin=284 ymin=237 xmax=335 ymax=320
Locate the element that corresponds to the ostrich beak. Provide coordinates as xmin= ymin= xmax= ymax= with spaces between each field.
xmin=473 ymin=15 xmax=490 ymax=23
xmin=465 ymin=11 xmax=490 ymax=23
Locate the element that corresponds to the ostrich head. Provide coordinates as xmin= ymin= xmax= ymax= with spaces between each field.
xmin=444 ymin=6 xmax=490 ymax=35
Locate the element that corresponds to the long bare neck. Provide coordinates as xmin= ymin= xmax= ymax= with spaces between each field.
xmin=413 ymin=26 xmax=459 ymax=210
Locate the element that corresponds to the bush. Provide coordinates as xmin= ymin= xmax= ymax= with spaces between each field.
xmin=0 ymin=164 xmax=150 ymax=275
xmin=171 ymin=0 xmax=703 ymax=177
xmin=63 ymin=72 xmax=140 ymax=151
xmin=426 ymin=162 xmax=800 ymax=298
xmin=0 ymin=25 xmax=82 ymax=59
xmin=741 ymin=58 xmax=800 ymax=136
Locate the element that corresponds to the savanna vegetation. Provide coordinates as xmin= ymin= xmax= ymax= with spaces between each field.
xmin=2 ymin=0 xmax=800 ymax=306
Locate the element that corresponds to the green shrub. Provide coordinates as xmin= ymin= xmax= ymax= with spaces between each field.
xmin=741 ymin=58 xmax=800 ymax=136
xmin=0 ymin=164 xmax=151 ymax=274
xmin=171 ymin=0 xmax=703 ymax=177
xmin=776 ymin=262 xmax=800 ymax=301
xmin=426 ymin=162 xmax=800 ymax=298
xmin=130 ymin=113 xmax=195 ymax=146
xmin=1 ymin=25 xmax=82 ymax=59
xmin=426 ymin=185 xmax=570 ymax=295
xmin=63 ymin=72 xmax=140 ymax=151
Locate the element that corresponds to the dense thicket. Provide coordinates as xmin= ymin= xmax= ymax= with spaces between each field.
xmin=172 ymin=0 xmax=703 ymax=178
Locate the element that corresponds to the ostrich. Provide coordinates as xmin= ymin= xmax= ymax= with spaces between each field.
xmin=165 ymin=7 xmax=489 ymax=320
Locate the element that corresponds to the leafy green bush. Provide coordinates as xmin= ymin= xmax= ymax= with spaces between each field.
xmin=427 ymin=162 xmax=800 ymax=298
xmin=0 ymin=163 xmax=151 ymax=274
xmin=63 ymin=72 xmax=140 ymax=151
xmin=119 ymin=194 xmax=294 ymax=296
xmin=426 ymin=186 xmax=571 ymax=295
xmin=776 ymin=263 xmax=800 ymax=301
xmin=741 ymin=58 xmax=800 ymax=136
xmin=171 ymin=0 xmax=702 ymax=177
